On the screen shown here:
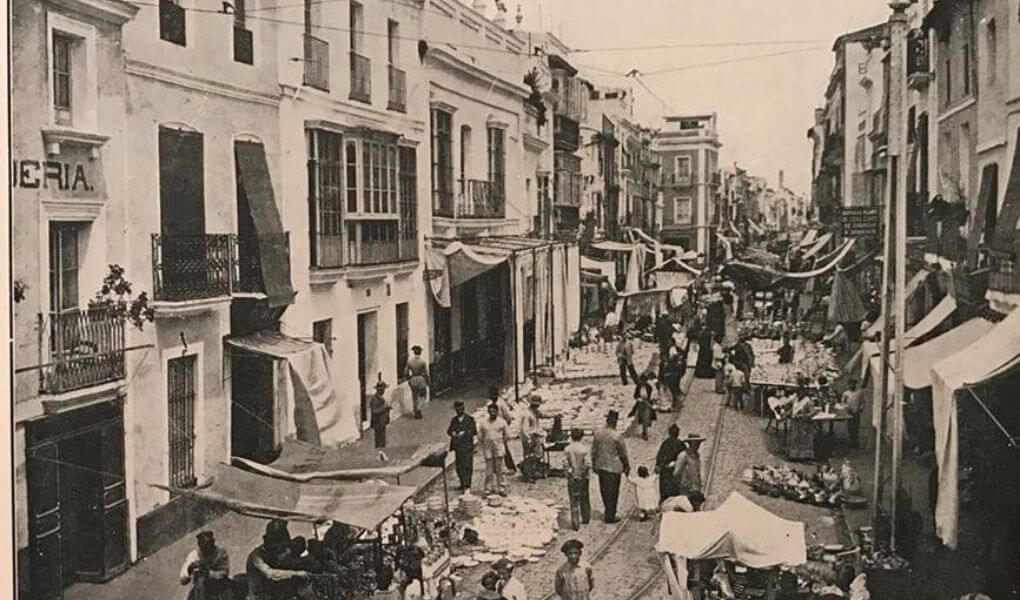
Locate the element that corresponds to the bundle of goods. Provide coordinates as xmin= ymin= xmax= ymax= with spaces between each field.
xmin=746 ymin=462 xmax=864 ymax=508
xmin=554 ymin=340 xmax=657 ymax=380
xmin=451 ymin=494 xmax=561 ymax=564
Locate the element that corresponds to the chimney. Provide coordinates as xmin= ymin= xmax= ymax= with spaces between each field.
xmin=778 ymin=170 xmax=784 ymax=190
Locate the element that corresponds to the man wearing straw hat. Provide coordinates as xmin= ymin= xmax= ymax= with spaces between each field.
xmin=370 ymin=379 xmax=391 ymax=449
xmin=405 ymin=345 xmax=430 ymax=419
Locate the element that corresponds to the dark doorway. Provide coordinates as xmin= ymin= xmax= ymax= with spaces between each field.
xmin=356 ymin=312 xmax=378 ymax=426
xmin=231 ymin=350 xmax=277 ymax=463
xmin=26 ymin=401 xmax=128 ymax=600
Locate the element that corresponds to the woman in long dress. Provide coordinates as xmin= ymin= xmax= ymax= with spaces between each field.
xmin=693 ymin=326 xmax=715 ymax=378
xmin=654 ymin=424 xmax=686 ymax=501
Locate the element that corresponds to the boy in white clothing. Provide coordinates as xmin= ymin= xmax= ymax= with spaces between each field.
xmin=628 ymin=466 xmax=659 ymax=521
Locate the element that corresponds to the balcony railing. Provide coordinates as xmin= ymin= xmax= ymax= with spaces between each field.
xmin=152 ymin=233 xmax=234 ymax=301
xmin=40 ymin=309 xmax=125 ymax=394
xmin=553 ymin=115 xmax=580 ymax=151
xmin=236 ymin=232 xmax=289 ymax=294
xmin=350 ymin=51 xmax=371 ymax=103
xmin=387 ymin=64 xmax=406 ymax=112
xmin=907 ymin=29 xmax=930 ymax=78
xmin=455 ymin=179 xmax=506 ymax=218
xmin=303 ymin=34 xmax=330 ymax=91
xmin=310 ymin=223 xmax=418 ymax=268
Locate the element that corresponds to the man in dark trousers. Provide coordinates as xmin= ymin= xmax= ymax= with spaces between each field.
xmin=590 ymin=410 xmax=630 ymax=523
xmin=447 ymin=401 xmax=477 ymax=491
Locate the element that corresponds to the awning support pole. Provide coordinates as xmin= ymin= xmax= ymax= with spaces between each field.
xmin=549 ymin=245 xmax=556 ymax=368
xmin=441 ymin=462 xmax=451 ymax=547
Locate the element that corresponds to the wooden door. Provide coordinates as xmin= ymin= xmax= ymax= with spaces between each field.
xmin=27 ymin=441 xmax=63 ymax=600
xmin=231 ymin=351 xmax=276 ymax=463
xmin=97 ymin=418 xmax=128 ymax=579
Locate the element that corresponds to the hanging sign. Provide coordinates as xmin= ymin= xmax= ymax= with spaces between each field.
xmin=840 ymin=207 xmax=881 ymax=238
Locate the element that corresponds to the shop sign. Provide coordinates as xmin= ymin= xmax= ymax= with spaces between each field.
xmin=841 ymin=206 xmax=881 ymax=238
xmin=11 ymin=146 xmax=101 ymax=197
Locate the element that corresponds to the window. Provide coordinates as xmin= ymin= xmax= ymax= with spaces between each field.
xmin=907 ymin=106 xmax=916 ymax=145
xmin=49 ymin=223 xmax=80 ymax=313
xmin=52 ymin=34 xmax=72 ymax=120
xmin=460 ymin=126 xmax=471 ymax=187
xmin=959 ymin=123 xmax=971 ymax=197
xmin=962 ymin=43 xmax=970 ymax=96
xmin=358 ymin=141 xmax=398 ymax=214
xmin=159 ymin=0 xmax=186 ymax=46
xmin=233 ymin=0 xmax=253 ymax=64
xmin=308 ymin=129 xmax=344 ymax=267
xmin=396 ymin=303 xmax=409 ymax=380
xmin=168 ymin=354 xmax=197 ymax=490
xmin=985 ymin=19 xmax=997 ymax=85
xmin=431 ymin=109 xmax=454 ymax=213
xmin=349 ymin=1 xmax=363 ymax=52
xmin=313 ymin=319 xmax=333 ymax=356
xmin=945 ymin=58 xmax=952 ymax=104
xmin=674 ymin=196 xmax=693 ymax=224
xmin=487 ymin=127 xmax=505 ymax=197
xmin=675 ymin=156 xmax=692 ymax=182
xmin=388 ymin=20 xmax=399 ymax=65
xmin=398 ymin=147 xmax=418 ymax=261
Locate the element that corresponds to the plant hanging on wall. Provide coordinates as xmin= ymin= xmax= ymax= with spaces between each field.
xmin=88 ymin=264 xmax=156 ymax=330
xmin=523 ymin=68 xmax=547 ymax=127
xmin=13 ymin=279 xmax=27 ymax=303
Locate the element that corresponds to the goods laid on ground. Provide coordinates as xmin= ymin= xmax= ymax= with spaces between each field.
xmin=446 ymin=493 xmax=562 ymax=565
xmin=744 ymin=461 xmax=865 ymax=508
xmin=739 ymin=320 xmax=810 ymax=340
xmin=554 ymin=340 xmax=657 ymax=380
xmin=477 ymin=381 xmax=638 ymax=434
xmin=749 ymin=338 xmax=838 ymax=386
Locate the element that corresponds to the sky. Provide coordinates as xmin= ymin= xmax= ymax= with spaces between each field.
xmin=503 ymin=0 xmax=892 ymax=197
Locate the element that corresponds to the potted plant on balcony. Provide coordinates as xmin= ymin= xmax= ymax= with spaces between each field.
xmin=523 ymin=68 xmax=547 ymax=127
xmin=89 ymin=264 xmax=156 ymax=331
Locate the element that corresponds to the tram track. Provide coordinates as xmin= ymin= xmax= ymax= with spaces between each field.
xmin=535 ymin=374 xmax=730 ymax=600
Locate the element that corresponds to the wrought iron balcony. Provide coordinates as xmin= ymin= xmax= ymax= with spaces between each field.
xmin=40 ymin=309 xmax=125 ymax=394
xmin=387 ymin=64 xmax=406 ymax=112
xmin=303 ymin=34 xmax=330 ymax=91
xmin=456 ymin=179 xmax=506 ymax=218
xmin=236 ymin=232 xmax=290 ymax=294
xmin=906 ymin=28 xmax=931 ymax=89
xmin=310 ymin=222 xmax=418 ymax=269
xmin=152 ymin=233 xmax=235 ymax=301
xmin=350 ymin=51 xmax=371 ymax=103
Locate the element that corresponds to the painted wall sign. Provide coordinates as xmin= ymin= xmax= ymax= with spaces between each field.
xmin=840 ymin=206 xmax=882 ymax=238
xmin=11 ymin=159 xmax=93 ymax=191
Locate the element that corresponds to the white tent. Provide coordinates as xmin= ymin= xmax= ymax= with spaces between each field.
xmin=656 ymin=493 xmax=807 ymax=598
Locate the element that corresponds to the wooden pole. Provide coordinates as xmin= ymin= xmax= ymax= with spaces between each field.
xmin=511 ymin=253 xmax=519 ymax=402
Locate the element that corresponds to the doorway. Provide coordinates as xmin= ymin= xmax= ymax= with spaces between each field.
xmin=356 ymin=311 xmax=378 ymax=429
xmin=26 ymin=401 xmax=128 ymax=600
xmin=231 ymin=350 xmax=278 ymax=463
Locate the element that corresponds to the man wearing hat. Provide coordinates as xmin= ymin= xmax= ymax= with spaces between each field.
xmin=590 ymin=410 xmax=630 ymax=523
xmin=447 ymin=401 xmax=477 ymax=490
xmin=554 ymin=540 xmax=594 ymax=600
xmin=179 ymin=530 xmax=231 ymax=600
xmin=246 ymin=519 xmax=310 ymax=600
xmin=673 ymin=434 xmax=705 ymax=495
xmin=370 ymin=379 xmax=391 ymax=448
xmin=495 ymin=558 xmax=527 ymax=600
xmin=519 ymin=394 xmax=545 ymax=482
xmin=405 ymin=345 xmax=430 ymax=419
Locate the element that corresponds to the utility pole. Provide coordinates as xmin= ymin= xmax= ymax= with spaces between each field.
xmin=889 ymin=0 xmax=910 ymax=553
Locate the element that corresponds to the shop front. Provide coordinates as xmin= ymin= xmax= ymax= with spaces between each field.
xmin=24 ymin=397 xmax=129 ymax=600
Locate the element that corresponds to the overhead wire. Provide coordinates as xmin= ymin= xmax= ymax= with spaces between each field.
xmin=639 ymin=46 xmax=827 ymax=76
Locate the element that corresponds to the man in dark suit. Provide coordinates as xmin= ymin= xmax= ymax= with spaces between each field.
xmin=590 ymin=410 xmax=630 ymax=523
xmin=447 ymin=401 xmax=477 ymax=491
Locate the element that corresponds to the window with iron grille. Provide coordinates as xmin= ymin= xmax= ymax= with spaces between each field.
xmin=313 ymin=319 xmax=333 ymax=356
xmin=308 ymin=129 xmax=344 ymax=267
xmin=487 ymin=127 xmax=505 ymax=198
xmin=52 ymin=34 xmax=72 ymax=119
xmin=168 ymin=354 xmax=197 ymax=489
xmin=431 ymin=109 xmax=454 ymax=213
xmin=396 ymin=303 xmax=409 ymax=380
xmin=399 ymin=146 xmax=418 ymax=258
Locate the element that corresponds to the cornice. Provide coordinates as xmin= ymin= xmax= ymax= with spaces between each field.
xmin=127 ymin=60 xmax=279 ymax=107
xmin=426 ymin=46 xmax=530 ymax=100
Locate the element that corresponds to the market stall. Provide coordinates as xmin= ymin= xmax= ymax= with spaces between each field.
xmin=656 ymin=492 xmax=807 ymax=599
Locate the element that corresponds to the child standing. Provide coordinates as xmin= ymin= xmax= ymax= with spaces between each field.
xmin=628 ymin=466 xmax=659 ymax=521
xmin=629 ymin=377 xmax=656 ymax=441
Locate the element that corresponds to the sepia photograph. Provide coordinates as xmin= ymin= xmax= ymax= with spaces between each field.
xmin=4 ymin=0 xmax=1020 ymax=599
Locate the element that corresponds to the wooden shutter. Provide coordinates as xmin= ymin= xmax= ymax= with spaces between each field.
xmin=97 ymin=417 xmax=128 ymax=578
xmin=27 ymin=440 xmax=63 ymax=600
xmin=158 ymin=128 xmax=206 ymax=237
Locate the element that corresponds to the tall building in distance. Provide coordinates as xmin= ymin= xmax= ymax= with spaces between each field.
xmin=653 ymin=113 xmax=722 ymax=258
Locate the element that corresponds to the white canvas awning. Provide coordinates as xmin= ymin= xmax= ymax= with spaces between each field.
xmin=931 ymin=307 xmax=1020 ymax=549
xmin=802 ymin=232 xmax=834 ymax=260
xmin=798 ymin=229 xmax=819 ymax=247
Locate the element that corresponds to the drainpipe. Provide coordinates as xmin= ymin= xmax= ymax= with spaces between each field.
xmin=549 ymin=243 xmax=555 ymax=367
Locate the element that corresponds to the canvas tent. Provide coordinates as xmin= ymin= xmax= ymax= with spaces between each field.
xmin=656 ymin=493 xmax=807 ymax=598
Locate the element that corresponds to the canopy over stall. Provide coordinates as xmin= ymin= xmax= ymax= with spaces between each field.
xmin=865 ymin=269 xmax=934 ymax=339
xmin=828 ymin=270 xmax=867 ymax=323
xmin=931 ymin=307 xmax=1020 ymax=549
xmin=801 ymin=232 xmax=834 ymax=261
xmin=721 ymin=239 xmax=856 ymax=290
xmin=227 ymin=331 xmax=357 ymax=446
xmin=234 ymin=441 xmax=448 ymax=483
xmin=657 ymin=493 xmax=807 ymax=598
xmin=590 ymin=240 xmax=646 ymax=292
xmin=798 ymin=229 xmax=819 ymax=248
xmin=156 ymin=464 xmax=419 ymax=531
